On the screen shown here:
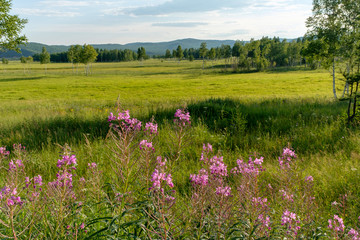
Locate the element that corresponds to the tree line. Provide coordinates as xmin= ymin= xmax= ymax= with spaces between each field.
xmin=33 ymin=47 xmax=141 ymax=63
xmin=159 ymin=37 xmax=306 ymax=71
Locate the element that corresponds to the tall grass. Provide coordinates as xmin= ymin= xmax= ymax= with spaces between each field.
xmin=0 ymin=60 xmax=359 ymax=238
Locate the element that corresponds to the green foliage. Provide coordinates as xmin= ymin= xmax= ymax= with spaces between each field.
xmin=80 ymin=44 xmax=98 ymax=65
xmin=175 ymin=45 xmax=183 ymax=61
xmin=67 ymin=45 xmax=82 ymax=64
xmin=199 ymin=42 xmax=208 ymax=59
xmin=2 ymin=57 xmax=8 ymax=64
xmin=0 ymin=0 xmax=27 ymax=52
xmin=165 ymin=49 xmax=171 ymax=59
xmin=137 ymin=47 xmax=146 ymax=61
xmin=39 ymin=47 xmax=50 ymax=65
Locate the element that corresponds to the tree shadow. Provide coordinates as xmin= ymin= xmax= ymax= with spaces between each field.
xmin=0 ymin=98 xmax=349 ymax=155
xmin=266 ymin=66 xmax=316 ymax=73
xmin=0 ymin=76 xmax=45 ymax=83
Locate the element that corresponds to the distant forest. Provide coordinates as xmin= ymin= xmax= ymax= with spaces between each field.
xmin=28 ymin=36 xmax=318 ymax=71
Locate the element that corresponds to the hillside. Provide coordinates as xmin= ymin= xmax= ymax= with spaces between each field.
xmin=0 ymin=38 xmax=301 ymax=59
xmin=0 ymin=38 xmax=236 ymax=59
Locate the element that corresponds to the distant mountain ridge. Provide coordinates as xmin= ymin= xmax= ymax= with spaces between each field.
xmin=0 ymin=38 xmax=237 ymax=59
xmin=0 ymin=37 xmax=300 ymax=59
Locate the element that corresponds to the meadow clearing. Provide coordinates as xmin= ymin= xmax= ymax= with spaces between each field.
xmin=0 ymin=59 xmax=359 ymax=239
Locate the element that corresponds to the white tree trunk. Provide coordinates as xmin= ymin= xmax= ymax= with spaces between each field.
xmin=332 ymin=58 xmax=337 ymax=99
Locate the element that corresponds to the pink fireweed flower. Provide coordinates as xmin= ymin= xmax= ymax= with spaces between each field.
xmin=8 ymin=159 xmax=24 ymax=171
xmin=348 ymin=228 xmax=360 ymax=240
xmin=215 ymin=186 xmax=231 ymax=197
xmin=279 ymin=147 xmax=297 ymax=169
xmin=49 ymin=171 xmax=74 ymax=188
xmin=9 ymin=160 xmax=16 ymax=171
xmin=7 ymin=198 xmax=14 ymax=206
xmin=257 ymin=214 xmax=271 ymax=231
xmin=126 ymin=118 xmax=142 ymax=130
xmin=279 ymin=189 xmax=294 ymax=202
xmin=254 ymin=157 xmax=264 ymax=165
xmin=209 ymin=155 xmax=228 ymax=177
xmin=1 ymin=187 xmax=23 ymax=206
xmin=107 ymin=112 xmax=116 ymax=122
xmin=108 ymin=110 xmax=142 ymax=131
xmin=156 ymin=156 xmax=167 ymax=167
xmin=34 ymin=175 xmax=43 ymax=186
xmin=117 ymin=110 xmax=130 ymax=121
xmin=150 ymin=169 xmax=174 ymax=190
xmin=328 ymin=215 xmax=345 ymax=232
xmin=88 ymin=162 xmax=97 ymax=169
xmin=305 ymin=175 xmax=314 ymax=182
xmin=80 ymin=223 xmax=85 ymax=229
xmin=139 ymin=140 xmax=154 ymax=151
xmin=174 ymin=109 xmax=191 ymax=127
xmin=190 ymin=169 xmax=209 ymax=186
xmin=252 ymin=197 xmax=268 ymax=208
xmin=231 ymin=156 xmax=264 ymax=176
xmin=166 ymin=195 xmax=176 ymax=202
xmin=57 ymin=154 xmax=77 ymax=168
xmin=165 ymin=174 xmax=174 ymax=188
xmin=16 ymin=159 xmax=24 ymax=167
xmin=202 ymin=143 xmax=213 ymax=153
xmin=281 ymin=210 xmax=301 ymax=235
xmin=0 ymin=147 xmax=10 ymax=157
xmin=145 ymin=122 xmax=158 ymax=135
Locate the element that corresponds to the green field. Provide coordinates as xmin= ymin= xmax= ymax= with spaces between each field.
xmin=1 ymin=60 xmax=359 ymax=238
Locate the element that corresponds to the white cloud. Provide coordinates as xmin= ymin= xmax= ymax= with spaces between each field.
xmin=152 ymin=22 xmax=208 ymax=27
xmin=17 ymin=8 xmax=81 ymax=17
xmin=40 ymin=1 xmax=90 ymax=7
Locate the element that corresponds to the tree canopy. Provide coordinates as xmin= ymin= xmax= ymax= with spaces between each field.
xmin=0 ymin=0 xmax=27 ymax=52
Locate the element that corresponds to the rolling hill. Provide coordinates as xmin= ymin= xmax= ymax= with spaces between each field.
xmin=0 ymin=37 xmax=301 ymax=59
xmin=0 ymin=38 xmax=236 ymax=59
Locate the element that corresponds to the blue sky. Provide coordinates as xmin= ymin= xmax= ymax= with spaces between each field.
xmin=11 ymin=0 xmax=313 ymax=45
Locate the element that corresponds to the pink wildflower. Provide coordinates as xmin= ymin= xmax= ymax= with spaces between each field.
xmin=328 ymin=215 xmax=345 ymax=232
xmin=348 ymin=228 xmax=360 ymax=240
xmin=279 ymin=189 xmax=294 ymax=202
xmin=215 ymin=186 xmax=231 ymax=197
xmin=0 ymin=147 xmax=10 ymax=157
xmin=139 ymin=140 xmax=154 ymax=151
xmin=279 ymin=147 xmax=297 ymax=169
xmin=145 ymin=122 xmax=158 ymax=135
xmin=174 ymin=109 xmax=191 ymax=127
xmin=281 ymin=210 xmax=301 ymax=235
xmin=305 ymin=175 xmax=314 ymax=182
xmin=80 ymin=223 xmax=85 ymax=229
xmin=190 ymin=169 xmax=208 ymax=186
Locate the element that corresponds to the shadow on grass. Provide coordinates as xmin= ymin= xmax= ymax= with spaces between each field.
xmin=0 ymin=76 xmax=46 ymax=83
xmin=0 ymin=98 xmax=350 ymax=156
xmin=266 ymin=66 xmax=316 ymax=73
xmin=198 ymin=64 xmax=316 ymax=73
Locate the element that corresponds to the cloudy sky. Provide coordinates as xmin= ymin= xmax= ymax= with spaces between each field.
xmin=11 ymin=0 xmax=313 ymax=45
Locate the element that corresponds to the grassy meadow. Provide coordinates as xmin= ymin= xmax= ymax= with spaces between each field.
xmin=1 ymin=59 xmax=359 ymax=238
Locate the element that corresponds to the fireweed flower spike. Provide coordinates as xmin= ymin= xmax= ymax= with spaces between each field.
xmin=145 ymin=122 xmax=158 ymax=135
xmin=279 ymin=147 xmax=297 ymax=169
xmin=281 ymin=210 xmax=301 ymax=236
xmin=0 ymin=146 xmax=10 ymax=157
xmin=108 ymin=110 xmax=142 ymax=131
xmin=150 ymin=157 xmax=174 ymax=191
xmin=139 ymin=140 xmax=154 ymax=151
xmin=174 ymin=109 xmax=191 ymax=127
xmin=328 ymin=215 xmax=345 ymax=233
xmin=215 ymin=186 xmax=231 ymax=197
xmin=348 ymin=228 xmax=360 ymax=240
